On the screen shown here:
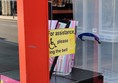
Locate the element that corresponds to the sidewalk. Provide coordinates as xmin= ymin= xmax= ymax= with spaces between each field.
xmin=0 ymin=15 xmax=17 ymax=21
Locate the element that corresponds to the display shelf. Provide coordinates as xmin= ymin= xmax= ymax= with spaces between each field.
xmin=53 ymin=10 xmax=72 ymax=14
xmin=51 ymin=68 xmax=103 ymax=83
xmin=52 ymin=4 xmax=73 ymax=19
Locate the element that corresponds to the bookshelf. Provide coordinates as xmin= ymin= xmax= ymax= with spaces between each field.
xmin=48 ymin=1 xmax=73 ymax=20
xmin=52 ymin=4 xmax=73 ymax=20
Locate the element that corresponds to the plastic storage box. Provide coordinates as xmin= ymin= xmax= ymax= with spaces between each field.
xmin=73 ymin=0 xmax=100 ymax=35
xmin=73 ymin=0 xmax=118 ymax=83
xmin=74 ymin=38 xmax=100 ymax=72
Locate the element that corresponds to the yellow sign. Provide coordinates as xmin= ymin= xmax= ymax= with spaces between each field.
xmin=49 ymin=28 xmax=75 ymax=57
xmin=0 ymin=80 xmax=3 ymax=83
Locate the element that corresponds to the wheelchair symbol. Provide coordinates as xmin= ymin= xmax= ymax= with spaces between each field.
xmin=49 ymin=38 xmax=57 ymax=50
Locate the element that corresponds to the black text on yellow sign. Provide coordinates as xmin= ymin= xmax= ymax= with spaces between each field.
xmin=49 ymin=28 xmax=75 ymax=57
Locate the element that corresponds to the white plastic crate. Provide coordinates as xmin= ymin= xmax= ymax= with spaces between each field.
xmin=99 ymin=0 xmax=118 ymax=42
xmin=101 ymin=42 xmax=118 ymax=79
xmin=73 ymin=0 xmax=99 ymax=35
xmin=74 ymin=38 xmax=100 ymax=72
xmin=75 ymin=38 xmax=118 ymax=83
xmin=73 ymin=0 xmax=118 ymax=82
xmin=73 ymin=0 xmax=118 ymax=42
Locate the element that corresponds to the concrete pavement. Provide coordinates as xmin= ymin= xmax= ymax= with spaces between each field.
xmin=0 ymin=18 xmax=18 ymax=43
xmin=0 ymin=15 xmax=17 ymax=21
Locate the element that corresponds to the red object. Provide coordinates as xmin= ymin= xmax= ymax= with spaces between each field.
xmin=17 ymin=0 xmax=49 ymax=83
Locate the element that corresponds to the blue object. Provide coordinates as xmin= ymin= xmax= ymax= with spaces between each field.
xmin=78 ymin=33 xmax=101 ymax=44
